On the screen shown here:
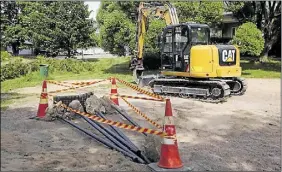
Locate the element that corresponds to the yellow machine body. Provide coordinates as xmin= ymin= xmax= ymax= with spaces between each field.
xmin=161 ymin=45 xmax=241 ymax=78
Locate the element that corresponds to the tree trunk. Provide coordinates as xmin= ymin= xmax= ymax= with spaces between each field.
xmin=262 ymin=37 xmax=277 ymax=57
xmin=11 ymin=42 xmax=19 ymax=56
xmin=67 ymin=49 xmax=71 ymax=58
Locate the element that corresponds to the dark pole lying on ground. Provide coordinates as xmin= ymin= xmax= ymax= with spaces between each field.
xmin=81 ymin=116 xmax=146 ymax=164
xmin=96 ymin=111 xmax=136 ymax=147
xmin=59 ymin=118 xmax=145 ymax=163
xmin=95 ymin=111 xmax=151 ymax=164
xmin=95 ymin=111 xmax=127 ymax=142
xmin=110 ymin=104 xmax=147 ymax=136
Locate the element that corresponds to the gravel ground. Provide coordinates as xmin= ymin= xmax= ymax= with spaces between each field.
xmin=1 ymin=78 xmax=281 ymax=171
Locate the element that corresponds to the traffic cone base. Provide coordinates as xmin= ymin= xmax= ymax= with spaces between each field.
xmin=148 ymin=163 xmax=192 ymax=172
xmin=157 ymin=138 xmax=183 ymax=169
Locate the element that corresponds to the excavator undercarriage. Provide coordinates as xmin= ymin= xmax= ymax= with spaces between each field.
xmin=144 ymin=77 xmax=247 ymax=103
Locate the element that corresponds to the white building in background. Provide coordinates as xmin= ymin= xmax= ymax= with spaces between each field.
xmin=6 ymin=47 xmax=33 ymax=56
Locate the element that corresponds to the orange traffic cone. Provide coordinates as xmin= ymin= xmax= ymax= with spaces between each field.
xmin=36 ymin=80 xmax=48 ymax=118
xmin=110 ymin=77 xmax=119 ymax=105
xmin=157 ymin=98 xmax=183 ymax=169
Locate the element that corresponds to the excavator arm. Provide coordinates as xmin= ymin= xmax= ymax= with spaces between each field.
xmin=130 ymin=1 xmax=179 ymax=83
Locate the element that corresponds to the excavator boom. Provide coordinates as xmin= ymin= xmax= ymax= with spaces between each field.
xmin=130 ymin=1 xmax=179 ymax=83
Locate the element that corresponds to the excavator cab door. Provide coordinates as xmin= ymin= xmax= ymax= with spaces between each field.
xmin=160 ymin=24 xmax=190 ymax=72
xmin=160 ymin=27 xmax=174 ymax=70
xmin=173 ymin=25 xmax=190 ymax=72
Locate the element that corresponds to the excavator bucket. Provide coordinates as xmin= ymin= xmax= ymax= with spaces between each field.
xmin=133 ymin=68 xmax=157 ymax=87
xmin=137 ymin=74 xmax=157 ymax=87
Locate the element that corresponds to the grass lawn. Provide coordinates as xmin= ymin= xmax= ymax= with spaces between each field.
xmin=241 ymin=59 xmax=281 ymax=78
xmin=1 ymin=57 xmax=281 ymax=93
xmin=1 ymin=57 xmax=133 ymax=93
xmin=1 ymin=56 xmax=280 ymax=110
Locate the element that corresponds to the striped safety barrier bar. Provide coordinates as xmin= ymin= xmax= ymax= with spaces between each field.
xmin=72 ymin=77 xmax=112 ymax=86
xmin=47 ymin=80 xmax=73 ymax=88
xmin=121 ymin=97 xmax=162 ymax=129
xmin=48 ymin=79 xmax=107 ymax=94
xmin=56 ymin=102 xmax=171 ymax=138
xmin=116 ymin=78 xmax=165 ymax=101
xmin=117 ymin=94 xmax=163 ymax=102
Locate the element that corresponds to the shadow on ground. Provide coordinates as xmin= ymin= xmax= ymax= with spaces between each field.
xmin=125 ymin=100 xmax=281 ymax=171
xmin=103 ymin=60 xmax=132 ymax=75
xmin=2 ymin=98 xmax=280 ymax=171
xmin=1 ymin=106 xmax=149 ymax=171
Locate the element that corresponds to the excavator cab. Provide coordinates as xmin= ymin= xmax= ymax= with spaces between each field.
xmin=159 ymin=23 xmax=210 ymax=73
xmin=137 ymin=23 xmax=211 ymax=87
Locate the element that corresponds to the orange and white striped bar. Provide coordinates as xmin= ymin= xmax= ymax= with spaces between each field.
xmin=47 ymin=80 xmax=73 ymax=88
xmin=118 ymin=94 xmax=163 ymax=102
xmin=48 ymin=79 xmax=107 ymax=94
xmin=116 ymin=78 xmax=165 ymax=101
xmin=57 ymin=102 xmax=169 ymax=138
xmin=121 ymin=97 xmax=162 ymax=129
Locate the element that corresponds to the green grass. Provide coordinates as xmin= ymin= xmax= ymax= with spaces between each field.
xmin=241 ymin=59 xmax=281 ymax=78
xmin=1 ymin=57 xmax=133 ymax=93
xmin=1 ymin=56 xmax=281 ymax=93
xmin=1 ymin=56 xmax=35 ymax=66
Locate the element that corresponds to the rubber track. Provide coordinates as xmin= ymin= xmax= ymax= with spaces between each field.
xmin=231 ymin=78 xmax=247 ymax=95
xmin=151 ymin=78 xmax=231 ymax=103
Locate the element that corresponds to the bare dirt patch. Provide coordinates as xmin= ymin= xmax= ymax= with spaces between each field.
xmin=1 ymin=78 xmax=280 ymax=171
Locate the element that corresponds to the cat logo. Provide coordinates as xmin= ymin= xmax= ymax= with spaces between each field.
xmin=222 ymin=49 xmax=236 ymax=62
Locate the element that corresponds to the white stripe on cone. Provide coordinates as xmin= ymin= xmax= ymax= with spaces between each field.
xmin=163 ymin=138 xmax=175 ymax=145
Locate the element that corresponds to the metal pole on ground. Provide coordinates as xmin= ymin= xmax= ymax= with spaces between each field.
xmin=111 ymin=104 xmax=147 ymax=136
xmin=95 ymin=111 xmax=151 ymax=164
xmin=59 ymin=118 xmax=145 ymax=163
xmin=81 ymin=116 xmax=146 ymax=164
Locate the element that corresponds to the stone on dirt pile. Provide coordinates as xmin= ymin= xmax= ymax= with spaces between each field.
xmin=99 ymin=96 xmax=117 ymax=115
xmin=68 ymin=100 xmax=84 ymax=119
xmin=45 ymin=102 xmax=66 ymax=121
xmin=85 ymin=95 xmax=106 ymax=115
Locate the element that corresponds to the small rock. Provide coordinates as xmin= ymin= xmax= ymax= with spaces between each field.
xmin=85 ymin=95 xmax=107 ymax=115
xmin=68 ymin=100 xmax=84 ymax=119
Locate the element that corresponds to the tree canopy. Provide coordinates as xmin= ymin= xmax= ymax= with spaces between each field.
xmin=225 ymin=1 xmax=281 ymax=56
xmin=1 ymin=1 xmax=95 ymax=57
xmin=95 ymin=1 xmax=226 ymax=57
xmin=174 ymin=1 xmax=224 ymax=27
xmin=232 ymin=22 xmax=264 ymax=57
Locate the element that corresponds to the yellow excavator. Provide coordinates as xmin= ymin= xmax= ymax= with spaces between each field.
xmin=129 ymin=1 xmax=247 ymax=102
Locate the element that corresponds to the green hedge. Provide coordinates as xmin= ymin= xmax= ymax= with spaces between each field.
xmin=1 ymin=51 xmax=12 ymax=62
xmin=1 ymin=56 xmax=98 ymax=82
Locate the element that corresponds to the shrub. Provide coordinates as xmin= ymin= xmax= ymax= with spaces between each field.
xmin=231 ymin=22 xmax=265 ymax=57
xmin=1 ymin=51 xmax=12 ymax=62
xmin=1 ymin=58 xmax=31 ymax=81
xmin=1 ymin=55 xmax=101 ymax=81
